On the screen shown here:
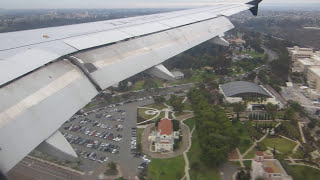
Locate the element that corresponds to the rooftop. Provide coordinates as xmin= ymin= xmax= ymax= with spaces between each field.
xmin=309 ymin=67 xmax=320 ymax=77
xmin=264 ymin=160 xmax=282 ymax=174
xmin=221 ymin=81 xmax=271 ymax=98
xmin=158 ymin=118 xmax=173 ymax=135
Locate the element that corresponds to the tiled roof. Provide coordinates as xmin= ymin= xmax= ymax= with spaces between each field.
xmin=256 ymin=151 xmax=264 ymax=156
xmin=264 ymin=167 xmax=274 ymax=173
xmin=158 ymin=118 xmax=173 ymax=135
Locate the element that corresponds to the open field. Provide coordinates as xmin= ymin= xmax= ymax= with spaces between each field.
xmin=285 ymin=165 xmax=320 ymax=180
xmin=262 ymin=137 xmax=296 ymax=154
xmin=147 ymin=155 xmax=185 ymax=180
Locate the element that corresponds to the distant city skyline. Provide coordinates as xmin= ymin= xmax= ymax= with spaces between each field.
xmin=1 ymin=0 xmax=320 ymax=9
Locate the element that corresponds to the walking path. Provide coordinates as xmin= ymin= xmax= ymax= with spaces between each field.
xmin=136 ymin=107 xmax=160 ymax=125
xmin=180 ymin=116 xmax=195 ymax=180
xmin=288 ymin=163 xmax=320 ymax=171
xmin=298 ymin=122 xmax=306 ymax=143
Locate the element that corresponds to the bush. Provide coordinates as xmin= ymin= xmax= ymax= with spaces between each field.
xmin=172 ymin=120 xmax=180 ymax=131
xmin=308 ymin=122 xmax=316 ymax=129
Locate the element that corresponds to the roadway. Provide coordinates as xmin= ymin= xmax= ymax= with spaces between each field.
xmin=8 ymin=157 xmax=82 ymax=180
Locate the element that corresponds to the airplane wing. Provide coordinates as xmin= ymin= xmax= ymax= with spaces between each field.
xmin=0 ymin=0 xmax=263 ymax=173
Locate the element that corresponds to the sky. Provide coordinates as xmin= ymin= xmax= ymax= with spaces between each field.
xmin=1 ymin=0 xmax=320 ymax=9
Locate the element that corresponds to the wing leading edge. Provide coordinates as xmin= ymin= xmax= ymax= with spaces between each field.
xmin=0 ymin=0 xmax=263 ymax=174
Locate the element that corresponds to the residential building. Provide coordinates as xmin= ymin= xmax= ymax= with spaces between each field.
xmin=252 ymin=151 xmax=292 ymax=180
xmin=148 ymin=118 xmax=179 ymax=152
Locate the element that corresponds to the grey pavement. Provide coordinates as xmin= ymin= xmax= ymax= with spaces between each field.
xmin=219 ymin=162 xmax=239 ymax=180
xmin=60 ymin=98 xmax=156 ymax=179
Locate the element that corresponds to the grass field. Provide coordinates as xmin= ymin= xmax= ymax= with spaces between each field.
xmin=187 ymin=129 xmax=220 ymax=180
xmin=234 ymin=122 xmax=254 ymax=154
xmin=147 ymin=155 xmax=185 ymax=180
xmin=262 ymin=137 xmax=297 ymax=154
xmin=243 ymin=147 xmax=259 ymax=159
xmin=285 ymin=165 xmax=320 ymax=180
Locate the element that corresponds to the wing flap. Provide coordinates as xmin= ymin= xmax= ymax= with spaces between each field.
xmin=0 ymin=60 xmax=97 ymax=173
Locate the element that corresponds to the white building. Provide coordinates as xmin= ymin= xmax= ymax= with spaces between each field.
xmin=294 ymin=57 xmax=320 ymax=74
xmin=148 ymin=118 xmax=179 ymax=152
xmin=252 ymin=151 xmax=292 ymax=180
xmin=171 ymin=71 xmax=184 ymax=79
xmin=288 ymin=46 xmax=313 ymax=72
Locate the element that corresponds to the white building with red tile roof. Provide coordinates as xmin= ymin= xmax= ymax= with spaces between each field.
xmin=148 ymin=118 xmax=179 ymax=152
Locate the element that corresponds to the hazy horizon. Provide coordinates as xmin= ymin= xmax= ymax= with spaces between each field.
xmin=1 ymin=0 xmax=320 ymax=9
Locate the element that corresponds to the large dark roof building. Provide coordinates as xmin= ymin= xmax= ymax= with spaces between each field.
xmin=221 ymin=81 xmax=271 ymax=98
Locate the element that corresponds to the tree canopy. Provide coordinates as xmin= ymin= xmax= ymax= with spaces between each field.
xmin=188 ymin=88 xmax=239 ymax=167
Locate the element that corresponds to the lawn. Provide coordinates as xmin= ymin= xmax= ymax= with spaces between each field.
xmin=184 ymin=118 xmax=196 ymax=130
xmin=184 ymin=102 xmax=193 ymax=111
xmin=137 ymin=108 xmax=158 ymax=121
xmin=147 ymin=155 xmax=185 ymax=180
xmin=243 ymin=147 xmax=259 ymax=159
xmin=262 ymin=137 xmax=297 ymax=154
xmin=187 ymin=129 xmax=220 ymax=180
xmin=243 ymin=160 xmax=252 ymax=169
xmin=285 ymin=165 xmax=320 ymax=180
xmin=158 ymin=111 xmax=166 ymax=119
xmin=291 ymin=149 xmax=304 ymax=159
xmin=250 ymin=121 xmax=278 ymax=128
xmin=234 ymin=122 xmax=254 ymax=154
xmin=137 ymin=128 xmax=144 ymax=152
xmin=144 ymin=103 xmax=167 ymax=110
xmin=175 ymin=112 xmax=192 ymax=118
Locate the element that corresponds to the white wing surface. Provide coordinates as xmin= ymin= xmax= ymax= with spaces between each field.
xmin=0 ymin=0 xmax=262 ymax=173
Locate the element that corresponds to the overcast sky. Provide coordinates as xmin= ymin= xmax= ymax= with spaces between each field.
xmin=1 ymin=0 xmax=320 ymax=9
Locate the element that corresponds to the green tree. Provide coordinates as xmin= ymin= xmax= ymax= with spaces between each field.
xmin=283 ymin=107 xmax=297 ymax=120
xmin=169 ymin=95 xmax=184 ymax=112
xmin=154 ymin=95 xmax=166 ymax=104
xmin=118 ymin=80 xmax=129 ymax=91
xmin=233 ymin=102 xmax=246 ymax=121
xmin=171 ymin=120 xmax=180 ymax=131
xmin=266 ymin=103 xmax=278 ymax=121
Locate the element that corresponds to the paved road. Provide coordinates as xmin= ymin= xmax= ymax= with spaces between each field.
xmin=86 ymin=84 xmax=194 ymax=112
xmin=219 ymin=162 xmax=238 ymax=180
xmin=8 ymin=157 xmax=82 ymax=180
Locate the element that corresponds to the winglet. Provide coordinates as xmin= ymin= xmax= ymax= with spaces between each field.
xmin=246 ymin=0 xmax=263 ymax=16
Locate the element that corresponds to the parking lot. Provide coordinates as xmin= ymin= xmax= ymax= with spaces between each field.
xmin=60 ymin=97 xmax=155 ymax=178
